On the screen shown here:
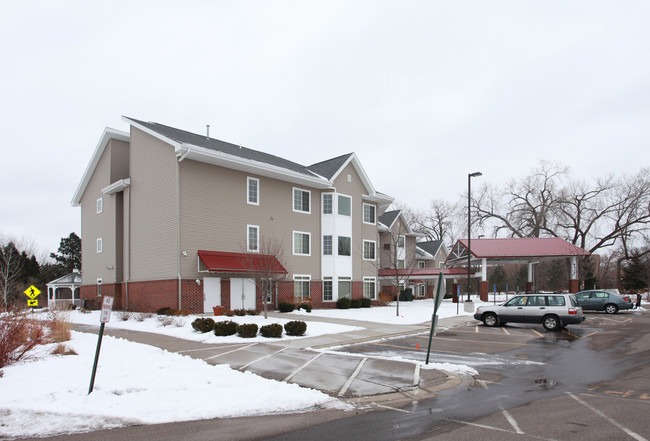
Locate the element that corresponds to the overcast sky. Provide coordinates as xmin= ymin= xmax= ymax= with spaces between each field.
xmin=2 ymin=1 xmax=649 ymax=259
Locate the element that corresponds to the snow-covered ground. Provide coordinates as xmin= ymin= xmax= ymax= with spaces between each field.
xmin=0 ymin=299 xmax=492 ymax=439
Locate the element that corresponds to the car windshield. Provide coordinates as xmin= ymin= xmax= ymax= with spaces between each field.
xmin=505 ymin=296 xmax=527 ymax=306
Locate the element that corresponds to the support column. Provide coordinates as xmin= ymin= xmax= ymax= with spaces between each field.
xmin=569 ymin=256 xmax=579 ymax=293
xmin=452 ymin=280 xmax=458 ymax=303
xmin=526 ymin=263 xmax=534 ymax=292
xmin=479 ymin=281 xmax=489 ymax=301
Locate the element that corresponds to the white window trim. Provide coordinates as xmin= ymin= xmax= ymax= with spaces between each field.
xmin=363 ymin=277 xmax=377 ymax=300
xmin=97 ymin=197 xmax=103 ymax=214
xmin=247 ymin=224 xmax=259 ymax=252
xmin=323 ymin=235 xmax=333 ymax=256
xmin=418 ymin=261 xmax=426 ymax=269
xmin=416 ymin=283 xmax=426 ymax=297
xmin=97 ymin=237 xmax=103 ymax=253
xmin=323 ymin=277 xmax=334 ymax=302
xmin=337 ymin=193 xmax=352 ymax=217
xmin=322 ymin=193 xmax=333 ymax=215
xmin=293 ymin=275 xmax=311 ymax=300
xmin=397 ymin=235 xmax=406 ymax=249
xmin=96 ymin=278 xmax=102 ymax=297
xmin=293 ymin=187 xmax=311 ymax=214
xmin=338 ymin=277 xmax=352 ymax=299
xmin=362 ymin=203 xmax=376 ymax=225
xmin=292 ymin=231 xmax=311 ymax=256
xmin=338 ymin=235 xmax=352 ymax=257
xmin=247 ymin=177 xmax=259 ymax=206
xmin=363 ymin=240 xmax=376 ymax=261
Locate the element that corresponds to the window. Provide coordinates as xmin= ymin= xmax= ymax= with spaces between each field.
xmin=397 ymin=235 xmax=405 ymax=248
xmin=383 ymin=243 xmax=391 ymax=251
xmin=247 ymin=177 xmax=259 ymax=205
xmin=363 ymin=240 xmax=376 ymax=260
xmin=293 ymin=231 xmax=311 ymax=255
xmin=397 ymin=259 xmax=405 ymax=269
xmin=293 ymin=188 xmax=310 ymax=213
xmin=322 ymin=194 xmax=333 ymax=214
xmin=247 ymin=225 xmax=259 ymax=252
xmin=363 ymin=204 xmax=376 ymax=224
xmin=363 ymin=277 xmax=376 ymax=300
xmin=416 ymin=284 xmax=425 ymax=297
xmin=338 ymin=278 xmax=351 ymax=299
xmin=418 ymin=261 xmax=426 ymax=269
xmin=294 ymin=275 xmax=310 ymax=301
xmin=338 ymin=195 xmax=351 ymax=216
xmin=96 ymin=279 xmax=102 ymax=297
xmin=96 ymin=198 xmax=103 ymax=214
xmin=323 ymin=235 xmax=332 ymax=255
xmin=96 ymin=238 xmax=103 ymax=253
xmin=338 ymin=236 xmax=351 ymax=256
xmin=323 ymin=277 xmax=333 ymax=301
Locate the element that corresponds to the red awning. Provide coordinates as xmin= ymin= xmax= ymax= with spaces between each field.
xmin=198 ymin=250 xmax=288 ymax=275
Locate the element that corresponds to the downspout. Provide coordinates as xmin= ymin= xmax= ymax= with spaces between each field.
xmin=125 ymin=185 xmax=131 ymax=309
xmin=176 ymin=149 xmax=184 ymax=309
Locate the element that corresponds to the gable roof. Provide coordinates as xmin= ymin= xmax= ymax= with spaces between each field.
xmin=416 ymin=240 xmax=445 ymax=258
xmin=308 ymin=154 xmax=354 ymax=179
xmin=378 ymin=210 xmax=401 ymax=229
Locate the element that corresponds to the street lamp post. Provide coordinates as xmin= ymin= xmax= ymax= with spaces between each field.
xmin=467 ymin=172 xmax=482 ymax=302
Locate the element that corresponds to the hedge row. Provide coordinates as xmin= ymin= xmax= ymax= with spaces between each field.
xmin=191 ymin=318 xmax=307 ymax=338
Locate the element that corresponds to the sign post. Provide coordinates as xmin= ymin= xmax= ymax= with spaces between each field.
xmin=24 ymin=285 xmax=41 ymax=309
xmin=88 ymin=296 xmax=114 ymax=394
xmin=426 ymin=273 xmax=446 ymax=365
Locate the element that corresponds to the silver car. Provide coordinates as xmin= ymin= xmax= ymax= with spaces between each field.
xmin=474 ymin=293 xmax=585 ymax=331
xmin=574 ymin=290 xmax=633 ymax=314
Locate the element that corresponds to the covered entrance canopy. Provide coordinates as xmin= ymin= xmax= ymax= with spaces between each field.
xmin=378 ymin=267 xmax=471 ymax=279
xmin=198 ymin=250 xmax=288 ymax=275
xmin=446 ymin=238 xmax=590 ymax=298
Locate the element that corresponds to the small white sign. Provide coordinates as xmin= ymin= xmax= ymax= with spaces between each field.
xmin=100 ymin=296 xmax=114 ymax=323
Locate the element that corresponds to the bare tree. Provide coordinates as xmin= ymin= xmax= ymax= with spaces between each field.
xmin=0 ymin=235 xmax=35 ymax=310
xmin=244 ymin=234 xmax=287 ymax=319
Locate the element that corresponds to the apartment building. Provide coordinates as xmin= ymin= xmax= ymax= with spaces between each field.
xmin=72 ymin=117 xmax=393 ymax=312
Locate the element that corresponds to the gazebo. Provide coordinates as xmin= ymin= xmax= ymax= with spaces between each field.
xmin=446 ymin=238 xmax=590 ymax=300
xmin=46 ymin=269 xmax=82 ymax=309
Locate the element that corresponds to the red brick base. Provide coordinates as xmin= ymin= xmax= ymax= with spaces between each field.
xmin=568 ymin=279 xmax=579 ymax=293
xmin=479 ymin=281 xmax=489 ymax=302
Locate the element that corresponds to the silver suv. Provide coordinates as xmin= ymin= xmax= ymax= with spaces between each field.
xmin=474 ymin=293 xmax=585 ymax=331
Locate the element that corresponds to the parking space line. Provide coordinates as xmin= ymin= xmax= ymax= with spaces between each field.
xmin=530 ymin=329 xmax=544 ymax=337
xmin=178 ymin=344 xmax=247 ymax=354
xmin=562 ymin=329 xmax=581 ymax=339
xmin=582 ymin=331 xmax=598 ymax=338
xmin=475 ymin=326 xmax=479 ymax=333
xmin=447 ymin=419 xmax=558 ymax=440
xmin=501 ymin=327 xmax=511 ymax=335
xmin=205 ymin=343 xmax=257 ymax=360
xmin=284 ymin=352 xmax=324 ymax=382
xmin=502 ymin=409 xmax=524 ymax=434
xmin=568 ymin=393 xmax=648 ymax=441
xmin=239 ymin=347 xmax=286 ymax=370
xmin=338 ymin=357 xmax=367 ymax=396
xmin=375 ymin=403 xmax=413 ymax=414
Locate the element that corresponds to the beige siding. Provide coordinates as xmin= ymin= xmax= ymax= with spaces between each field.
xmin=128 ymin=128 xmax=178 ymax=281
xmin=79 ymin=146 xmax=118 ymax=285
xmin=178 ymin=160 xmax=321 ymax=279
xmin=109 ymin=139 xmax=129 ymax=182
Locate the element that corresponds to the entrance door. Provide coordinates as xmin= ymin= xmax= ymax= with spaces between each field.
xmin=230 ymin=278 xmax=256 ymax=310
xmin=203 ymin=277 xmax=221 ymax=313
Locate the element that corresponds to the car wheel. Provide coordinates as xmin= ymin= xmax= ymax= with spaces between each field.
xmin=605 ymin=304 xmax=618 ymax=314
xmin=542 ymin=315 xmax=561 ymax=331
xmin=482 ymin=313 xmax=499 ymax=327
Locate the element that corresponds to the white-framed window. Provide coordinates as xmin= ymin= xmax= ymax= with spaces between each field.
xmin=363 ymin=203 xmax=376 ymax=224
xmin=323 ymin=235 xmax=332 ymax=255
xmin=247 ymin=177 xmax=259 ymax=205
xmin=418 ymin=261 xmax=426 ymax=269
xmin=439 ymin=262 xmax=445 ymax=268
xmin=96 ymin=198 xmax=103 ymax=214
xmin=338 ymin=194 xmax=351 ymax=216
xmin=338 ymin=277 xmax=351 ymax=299
xmin=247 ymin=225 xmax=259 ymax=252
xmin=338 ymin=236 xmax=351 ymax=256
xmin=416 ymin=284 xmax=426 ymax=297
xmin=397 ymin=235 xmax=405 ymax=248
xmin=363 ymin=240 xmax=376 ymax=260
xmin=322 ymin=193 xmax=333 ymax=214
xmin=363 ymin=277 xmax=376 ymax=300
xmin=96 ymin=238 xmax=103 ymax=253
xmin=398 ymin=259 xmax=405 ymax=269
xmin=293 ymin=188 xmax=311 ymax=213
xmin=294 ymin=275 xmax=311 ymax=301
xmin=293 ymin=231 xmax=311 ymax=256
xmin=96 ymin=278 xmax=102 ymax=297
xmin=323 ymin=277 xmax=333 ymax=301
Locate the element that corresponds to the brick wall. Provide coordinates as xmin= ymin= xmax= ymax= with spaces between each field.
xmin=122 ymin=279 xmax=177 ymax=312
xmin=80 ymin=283 xmax=122 ymax=310
xmin=180 ymin=279 xmax=204 ymax=313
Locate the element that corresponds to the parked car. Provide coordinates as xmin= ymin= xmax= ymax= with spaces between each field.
xmin=474 ymin=293 xmax=585 ymax=331
xmin=574 ymin=290 xmax=633 ymax=314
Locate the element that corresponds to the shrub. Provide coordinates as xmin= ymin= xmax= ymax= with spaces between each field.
xmin=378 ymin=292 xmax=393 ymax=306
xmin=48 ymin=309 xmax=71 ymax=343
xmin=51 ymin=343 xmax=77 ymax=356
xmin=233 ymin=309 xmax=247 ymax=316
xmin=260 ymin=323 xmax=283 ymax=338
xmin=156 ymin=315 xmax=175 ymax=327
xmin=236 ymin=323 xmax=259 ymax=338
xmin=0 ymin=310 xmax=49 ymax=368
xmin=174 ymin=309 xmax=191 ymax=317
xmin=133 ymin=312 xmax=147 ymax=322
xmin=336 ymin=298 xmax=351 ymax=309
xmin=173 ymin=317 xmax=187 ymax=327
xmin=191 ymin=317 xmax=215 ymax=333
xmin=350 ymin=299 xmax=361 ymax=308
xmin=115 ymin=310 xmax=132 ymax=321
xmin=298 ymin=303 xmax=312 ymax=313
xmin=246 ymin=309 xmax=260 ymax=316
xmin=284 ymin=320 xmax=307 ymax=336
xmin=361 ymin=298 xmax=372 ymax=308
xmin=278 ymin=301 xmax=295 ymax=313
xmin=224 ymin=309 xmax=235 ymax=317
xmin=213 ymin=320 xmax=238 ymax=336
xmin=156 ymin=307 xmax=173 ymax=315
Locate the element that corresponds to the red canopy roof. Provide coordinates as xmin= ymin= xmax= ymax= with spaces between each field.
xmin=198 ymin=250 xmax=288 ymax=275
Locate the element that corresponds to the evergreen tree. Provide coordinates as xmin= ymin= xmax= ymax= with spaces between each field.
xmin=50 ymin=232 xmax=81 ymax=273
xmin=488 ymin=266 xmax=507 ymax=291
xmin=581 ymin=256 xmax=597 ymax=290
xmin=622 ymin=250 xmax=649 ymax=291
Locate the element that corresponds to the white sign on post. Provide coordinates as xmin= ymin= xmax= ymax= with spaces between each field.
xmin=100 ymin=296 xmax=114 ymax=323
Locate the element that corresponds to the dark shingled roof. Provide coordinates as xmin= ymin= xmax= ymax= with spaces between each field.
xmin=126 ymin=117 xmax=319 ymax=178
xmin=308 ymin=153 xmax=353 ymax=179
xmin=378 ymin=210 xmax=400 ymax=228
xmin=416 ymin=240 xmax=444 ymax=257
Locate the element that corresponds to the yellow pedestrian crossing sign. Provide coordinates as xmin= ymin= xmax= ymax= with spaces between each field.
xmin=24 ymin=285 xmax=41 ymax=299
xmin=28 ymin=299 xmax=38 ymax=307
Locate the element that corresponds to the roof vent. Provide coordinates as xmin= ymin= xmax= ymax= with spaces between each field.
xmin=206 ymin=125 xmax=210 ymax=139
